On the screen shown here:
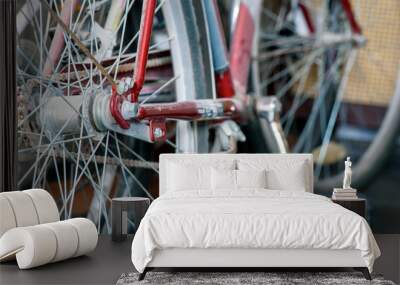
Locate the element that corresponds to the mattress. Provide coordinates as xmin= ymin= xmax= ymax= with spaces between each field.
xmin=131 ymin=190 xmax=380 ymax=272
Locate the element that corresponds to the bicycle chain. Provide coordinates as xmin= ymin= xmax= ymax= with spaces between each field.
xmin=39 ymin=0 xmax=116 ymax=86
xmin=35 ymin=0 xmax=171 ymax=87
xmin=18 ymin=0 xmax=171 ymax=158
xmin=51 ymin=149 xmax=159 ymax=170
xmin=53 ymin=55 xmax=171 ymax=83
xmin=24 ymin=52 xmax=171 ymax=92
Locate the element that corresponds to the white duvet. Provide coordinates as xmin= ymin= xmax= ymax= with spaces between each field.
xmin=131 ymin=190 xmax=380 ymax=273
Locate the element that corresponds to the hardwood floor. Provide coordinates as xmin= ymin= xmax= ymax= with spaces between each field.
xmin=0 ymin=235 xmax=399 ymax=284
xmin=0 ymin=235 xmax=134 ymax=285
xmin=374 ymin=234 xmax=400 ymax=284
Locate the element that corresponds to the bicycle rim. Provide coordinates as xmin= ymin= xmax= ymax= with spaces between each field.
xmin=16 ymin=0 xmax=214 ymax=231
xmin=252 ymin=0 xmax=400 ymax=192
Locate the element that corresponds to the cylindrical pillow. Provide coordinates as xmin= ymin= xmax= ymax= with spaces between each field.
xmin=42 ymin=221 xmax=78 ymax=262
xmin=0 ymin=191 xmax=39 ymax=227
xmin=0 ymin=218 xmax=98 ymax=269
xmin=0 ymin=226 xmax=57 ymax=269
xmin=0 ymin=196 xmax=17 ymax=237
xmin=24 ymin=189 xmax=59 ymax=224
xmin=65 ymin=218 xmax=98 ymax=257
xmin=0 ymin=189 xmax=59 ymax=239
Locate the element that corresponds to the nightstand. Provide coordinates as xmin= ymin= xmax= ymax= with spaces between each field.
xmin=111 ymin=197 xmax=150 ymax=241
xmin=332 ymin=198 xmax=366 ymax=218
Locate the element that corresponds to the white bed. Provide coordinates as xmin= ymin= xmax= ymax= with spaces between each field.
xmin=131 ymin=154 xmax=380 ymax=280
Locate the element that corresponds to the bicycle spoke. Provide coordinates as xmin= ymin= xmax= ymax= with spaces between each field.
xmin=111 ymin=0 xmax=135 ymax=78
xmin=114 ymin=132 xmax=131 ymax=197
xmin=101 ymin=142 xmax=155 ymax=200
xmin=139 ymin=75 xmax=179 ymax=105
xmin=110 ymin=133 xmax=159 ymax=173
xmin=16 ymin=0 xmax=207 ymax=231
xmin=293 ymin=47 xmax=351 ymax=153
xmin=98 ymin=131 xmax=110 ymax=232
xmin=18 ymin=135 xmax=95 ymax=153
xmin=259 ymin=47 xmax=324 ymax=91
xmin=314 ymin=50 xmax=358 ymax=177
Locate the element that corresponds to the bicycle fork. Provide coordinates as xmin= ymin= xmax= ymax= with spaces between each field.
xmin=106 ymin=0 xmax=284 ymax=149
xmin=108 ymin=0 xmax=246 ymax=143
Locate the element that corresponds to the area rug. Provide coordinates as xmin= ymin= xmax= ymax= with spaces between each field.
xmin=116 ymin=271 xmax=395 ymax=285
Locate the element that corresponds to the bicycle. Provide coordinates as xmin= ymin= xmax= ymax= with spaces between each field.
xmin=15 ymin=0 xmax=400 ymax=231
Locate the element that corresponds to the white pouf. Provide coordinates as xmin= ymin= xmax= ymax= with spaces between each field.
xmin=66 ymin=218 xmax=98 ymax=257
xmin=0 ymin=189 xmax=59 ymax=236
xmin=1 ymin=191 xmax=39 ymax=227
xmin=42 ymin=221 xmax=79 ymax=262
xmin=0 ymin=196 xmax=17 ymax=237
xmin=0 ymin=225 xmax=57 ymax=268
xmin=24 ymin=189 xmax=59 ymax=224
xmin=0 ymin=189 xmax=98 ymax=269
xmin=0 ymin=219 xmax=98 ymax=269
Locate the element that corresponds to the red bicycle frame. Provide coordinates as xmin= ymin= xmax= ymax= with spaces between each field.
xmin=110 ymin=0 xmax=157 ymax=129
xmin=131 ymin=0 xmax=157 ymax=103
xmin=110 ymin=0 xmax=247 ymax=132
xmin=109 ymin=0 xmax=363 ymax=142
xmin=229 ymin=2 xmax=255 ymax=96
xmin=340 ymin=0 xmax=362 ymax=35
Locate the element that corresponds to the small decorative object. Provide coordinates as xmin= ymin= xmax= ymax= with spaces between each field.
xmin=111 ymin=197 xmax=150 ymax=242
xmin=332 ymin=157 xmax=358 ymax=200
xmin=332 ymin=187 xmax=358 ymax=200
xmin=343 ymin=156 xmax=352 ymax=189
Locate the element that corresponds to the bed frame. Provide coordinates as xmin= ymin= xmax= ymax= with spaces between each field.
xmin=139 ymin=248 xmax=371 ymax=280
xmin=139 ymin=154 xmax=372 ymax=281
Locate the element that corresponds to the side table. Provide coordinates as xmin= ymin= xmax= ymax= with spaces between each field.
xmin=331 ymin=198 xmax=366 ymax=218
xmin=111 ymin=197 xmax=150 ymax=241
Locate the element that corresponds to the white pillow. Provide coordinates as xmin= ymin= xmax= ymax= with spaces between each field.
xmin=237 ymin=158 xmax=310 ymax=192
xmin=266 ymin=165 xmax=307 ymax=191
xmin=236 ymin=169 xmax=267 ymax=189
xmin=166 ymin=163 xmax=209 ymax=191
xmin=211 ymin=169 xmax=267 ymax=191
xmin=211 ymin=168 xmax=236 ymax=190
xmin=166 ymin=160 xmax=236 ymax=192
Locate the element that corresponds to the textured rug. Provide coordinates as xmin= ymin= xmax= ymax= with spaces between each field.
xmin=116 ymin=271 xmax=395 ymax=285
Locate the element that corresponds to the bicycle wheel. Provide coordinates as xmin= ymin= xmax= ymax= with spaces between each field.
xmin=252 ymin=0 xmax=400 ymax=192
xmin=16 ymin=0 xmax=214 ymax=231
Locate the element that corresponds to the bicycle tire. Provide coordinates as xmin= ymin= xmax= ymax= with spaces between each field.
xmin=15 ymin=0 xmax=215 ymax=229
xmin=250 ymin=1 xmax=400 ymax=193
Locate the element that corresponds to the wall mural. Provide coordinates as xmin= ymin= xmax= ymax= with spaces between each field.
xmin=15 ymin=0 xmax=400 ymax=233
